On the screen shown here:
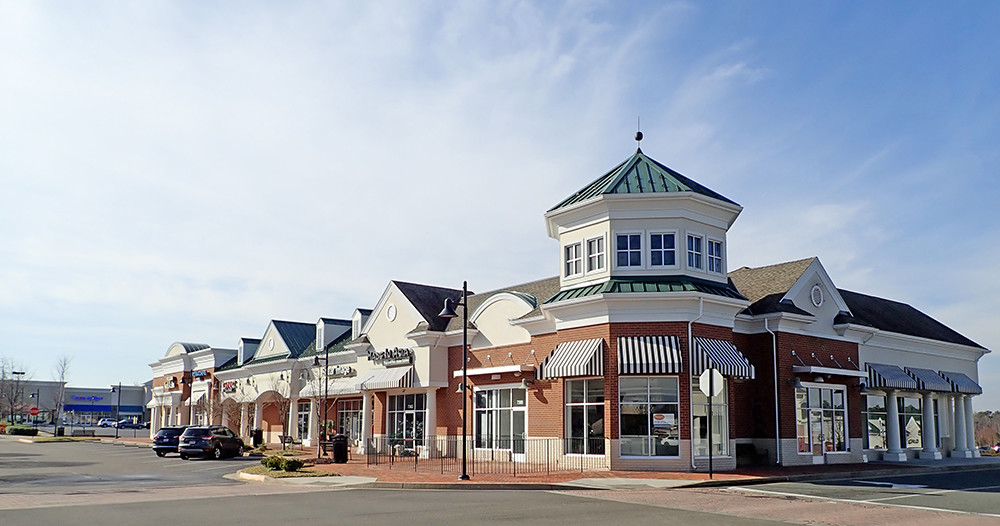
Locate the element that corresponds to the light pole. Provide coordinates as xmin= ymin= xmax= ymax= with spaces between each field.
xmin=28 ymin=388 xmax=40 ymax=429
xmin=439 ymin=281 xmax=471 ymax=481
xmin=313 ymin=344 xmax=330 ymax=459
xmin=111 ymin=382 xmax=122 ymax=439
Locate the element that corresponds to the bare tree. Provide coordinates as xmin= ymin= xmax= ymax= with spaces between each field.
xmin=51 ymin=356 xmax=71 ymax=426
xmin=0 ymin=358 xmax=30 ymax=423
xmin=261 ymin=374 xmax=292 ymax=448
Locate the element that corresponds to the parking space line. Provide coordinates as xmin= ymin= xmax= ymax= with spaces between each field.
xmin=865 ymin=484 xmax=1000 ymax=503
xmin=731 ymin=487 xmax=1000 ymax=518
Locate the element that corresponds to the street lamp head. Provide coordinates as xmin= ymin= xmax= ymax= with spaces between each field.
xmin=438 ymin=297 xmax=460 ymax=319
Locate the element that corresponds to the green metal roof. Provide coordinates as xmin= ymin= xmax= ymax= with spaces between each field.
xmin=548 ymin=149 xmax=738 ymax=212
xmin=545 ymin=276 xmax=747 ymax=304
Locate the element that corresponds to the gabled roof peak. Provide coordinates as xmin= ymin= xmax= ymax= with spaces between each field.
xmin=548 ymin=149 xmax=737 ymax=212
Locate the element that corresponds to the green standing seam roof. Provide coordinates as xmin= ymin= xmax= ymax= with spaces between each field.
xmin=545 ymin=277 xmax=747 ymax=304
xmin=548 ymin=149 xmax=738 ymax=212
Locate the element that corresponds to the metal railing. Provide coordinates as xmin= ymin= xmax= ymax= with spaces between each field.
xmin=365 ymin=435 xmax=609 ymax=476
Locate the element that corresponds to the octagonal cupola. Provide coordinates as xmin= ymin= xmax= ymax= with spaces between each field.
xmin=544 ymin=147 xmax=743 ymax=291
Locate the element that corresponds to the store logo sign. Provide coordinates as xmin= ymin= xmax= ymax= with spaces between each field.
xmin=368 ymin=347 xmax=414 ymax=367
xmin=221 ymin=380 xmax=237 ymax=393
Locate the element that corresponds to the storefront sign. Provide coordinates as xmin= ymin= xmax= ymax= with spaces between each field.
xmin=653 ymin=413 xmax=674 ymax=428
xmin=328 ymin=365 xmax=356 ymax=378
xmin=71 ymin=396 xmax=104 ymax=401
xmin=192 ymin=370 xmax=209 ymax=378
xmin=368 ymin=347 xmax=414 ymax=367
xmin=221 ymin=380 xmax=238 ymax=393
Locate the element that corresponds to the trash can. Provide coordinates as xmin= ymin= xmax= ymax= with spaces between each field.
xmin=56 ymin=427 xmax=65 ymax=437
xmin=251 ymin=428 xmax=264 ymax=448
xmin=331 ymin=434 xmax=349 ymax=464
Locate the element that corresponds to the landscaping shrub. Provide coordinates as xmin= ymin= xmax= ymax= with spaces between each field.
xmin=261 ymin=456 xmax=284 ymax=470
xmin=6 ymin=425 xmax=38 ymax=436
xmin=281 ymin=458 xmax=304 ymax=472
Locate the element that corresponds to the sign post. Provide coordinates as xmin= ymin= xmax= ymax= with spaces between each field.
xmin=699 ymin=367 xmax=723 ymax=479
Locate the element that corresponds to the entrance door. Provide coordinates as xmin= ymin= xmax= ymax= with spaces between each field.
xmin=475 ymin=387 xmax=528 ymax=462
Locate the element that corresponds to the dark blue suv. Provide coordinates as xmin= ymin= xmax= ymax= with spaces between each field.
xmin=178 ymin=426 xmax=244 ymax=460
xmin=152 ymin=426 xmax=187 ymax=457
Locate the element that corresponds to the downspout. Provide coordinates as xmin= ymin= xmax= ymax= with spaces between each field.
xmin=689 ymin=297 xmax=703 ymax=470
xmin=765 ymin=318 xmax=780 ymax=465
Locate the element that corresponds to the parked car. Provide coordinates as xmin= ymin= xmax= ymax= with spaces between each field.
xmin=114 ymin=419 xmax=143 ymax=429
xmin=152 ymin=426 xmax=188 ymax=457
xmin=178 ymin=426 xmax=244 ymax=460
xmin=96 ymin=418 xmax=117 ymax=427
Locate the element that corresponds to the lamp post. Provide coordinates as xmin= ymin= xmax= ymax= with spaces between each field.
xmin=313 ymin=344 xmax=330 ymax=459
xmin=11 ymin=371 xmax=26 ymax=423
xmin=111 ymin=382 xmax=122 ymax=439
xmin=28 ymin=388 xmax=40 ymax=429
xmin=439 ymin=280 xmax=471 ymax=481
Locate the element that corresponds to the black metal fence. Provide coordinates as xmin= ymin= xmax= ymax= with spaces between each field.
xmin=365 ymin=435 xmax=609 ymax=476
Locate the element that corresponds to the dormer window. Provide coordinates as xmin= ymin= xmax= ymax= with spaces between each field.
xmin=687 ymin=235 xmax=703 ymax=270
xmin=707 ymin=239 xmax=723 ymax=273
xmin=650 ymin=232 xmax=676 ymax=267
xmin=616 ymin=234 xmax=642 ymax=267
xmin=586 ymin=237 xmax=605 ymax=272
xmin=564 ymin=243 xmax=583 ymax=277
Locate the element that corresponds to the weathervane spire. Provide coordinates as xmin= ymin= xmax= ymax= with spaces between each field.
xmin=635 ymin=116 xmax=643 ymax=152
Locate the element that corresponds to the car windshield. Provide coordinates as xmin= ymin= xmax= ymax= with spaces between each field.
xmin=157 ymin=428 xmax=184 ymax=437
xmin=182 ymin=428 xmax=211 ymax=437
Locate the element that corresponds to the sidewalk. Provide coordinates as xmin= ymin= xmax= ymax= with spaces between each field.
xmin=96 ymin=435 xmax=1000 ymax=490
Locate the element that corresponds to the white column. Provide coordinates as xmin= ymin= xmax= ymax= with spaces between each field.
xmin=884 ymin=390 xmax=906 ymax=461
xmin=919 ymin=392 xmax=941 ymax=459
xmin=359 ymin=391 xmax=373 ymax=454
xmin=964 ymin=396 xmax=977 ymax=455
xmin=149 ymin=406 xmax=160 ymax=437
xmin=221 ymin=405 xmax=229 ymax=428
xmin=952 ymin=394 xmax=971 ymax=457
xmin=308 ymin=399 xmax=319 ymax=444
xmin=424 ymin=387 xmax=438 ymax=456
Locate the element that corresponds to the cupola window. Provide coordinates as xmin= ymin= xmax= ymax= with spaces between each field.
xmin=616 ymin=234 xmax=642 ymax=267
xmin=687 ymin=235 xmax=703 ymax=270
xmin=650 ymin=233 xmax=676 ymax=267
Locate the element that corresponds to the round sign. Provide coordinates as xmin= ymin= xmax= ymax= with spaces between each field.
xmin=29 ymin=407 xmax=39 ymax=416
xmin=698 ymin=368 xmax=724 ymax=397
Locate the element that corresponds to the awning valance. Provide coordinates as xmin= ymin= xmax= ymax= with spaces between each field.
xmin=692 ymin=337 xmax=755 ymax=379
xmin=938 ymin=371 xmax=983 ymax=395
xmin=617 ymin=336 xmax=682 ymax=375
xmin=538 ymin=339 xmax=604 ymax=379
xmin=866 ymin=363 xmax=918 ymax=390
xmin=357 ymin=366 xmax=413 ymax=391
xmin=905 ymin=367 xmax=953 ymax=392
xmin=300 ymin=378 xmax=360 ymax=398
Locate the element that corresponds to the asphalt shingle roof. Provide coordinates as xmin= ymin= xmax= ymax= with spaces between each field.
xmin=393 ymin=281 xmax=466 ymax=332
xmin=728 ymin=257 xmax=816 ymax=306
xmin=549 ymin=149 xmax=738 ymax=212
xmin=444 ymin=277 xmax=561 ymax=332
xmin=838 ymin=289 xmax=984 ymax=349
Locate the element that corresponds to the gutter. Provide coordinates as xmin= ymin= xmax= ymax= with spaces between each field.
xmin=765 ymin=317 xmax=780 ymax=465
xmin=688 ymin=297 xmax=703 ymax=470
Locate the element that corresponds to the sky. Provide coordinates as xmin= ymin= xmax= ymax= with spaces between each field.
xmin=2 ymin=1 xmax=999 ymax=408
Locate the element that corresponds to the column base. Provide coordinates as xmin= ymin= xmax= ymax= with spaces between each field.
xmin=950 ymin=449 xmax=974 ymax=458
xmin=919 ymin=450 xmax=942 ymax=460
xmin=882 ymin=451 xmax=907 ymax=462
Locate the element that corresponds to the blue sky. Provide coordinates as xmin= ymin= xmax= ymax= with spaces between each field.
xmin=2 ymin=1 xmax=998 ymax=408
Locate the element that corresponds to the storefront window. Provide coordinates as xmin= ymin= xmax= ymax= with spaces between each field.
xmin=475 ymin=387 xmax=527 ymax=456
xmin=338 ymin=399 xmax=362 ymax=442
xmin=795 ymin=385 xmax=848 ymax=454
xmin=862 ymin=394 xmax=886 ymax=450
xmin=618 ymin=377 xmax=679 ymax=457
xmin=899 ymin=396 xmax=922 ymax=449
xmin=565 ymin=379 xmax=604 ymax=455
xmin=692 ymin=377 xmax=728 ymax=456
xmin=387 ymin=394 xmax=425 ymax=449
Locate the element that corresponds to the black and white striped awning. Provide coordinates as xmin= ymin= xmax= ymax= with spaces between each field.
xmin=356 ymin=366 xmax=413 ymax=391
xmin=537 ymin=339 xmax=604 ymax=379
xmin=617 ymin=336 xmax=683 ymax=375
xmin=866 ymin=363 xmax=918 ymax=390
xmin=938 ymin=371 xmax=983 ymax=395
xmin=692 ymin=337 xmax=755 ymax=379
xmin=905 ymin=367 xmax=953 ymax=392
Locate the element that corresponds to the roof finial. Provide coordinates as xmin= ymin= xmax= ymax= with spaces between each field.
xmin=634 ymin=116 xmax=643 ymax=152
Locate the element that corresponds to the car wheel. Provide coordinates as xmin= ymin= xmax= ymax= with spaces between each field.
xmin=212 ymin=445 xmax=223 ymax=460
xmin=155 ymin=451 xmax=166 ymax=457
xmin=180 ymin=453 xmax=189 ymax=460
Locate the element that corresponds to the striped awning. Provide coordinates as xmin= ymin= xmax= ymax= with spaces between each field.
xmin=866 ymin=363 xmax=918 ymax=390
xmin=538 ymin=339 xmax=604 ymax=379
xmin=692 ymin=338 xmax=755 ymax=379
xmin=938 ymin=371 xmax=983 ymax=395
xmin=617 ymin=336 xmax=683 ymax=375
xmin=300 ymin=378 xmax=359 ymax=398
xmin=905 ymin=367 xmax=953 ymax=392
xmin=356 ymin=366 xmax=413 ymax=391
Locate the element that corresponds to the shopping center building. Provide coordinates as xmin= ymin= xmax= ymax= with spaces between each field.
xmin=147 ymin=145 xmax=988 ymax=470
